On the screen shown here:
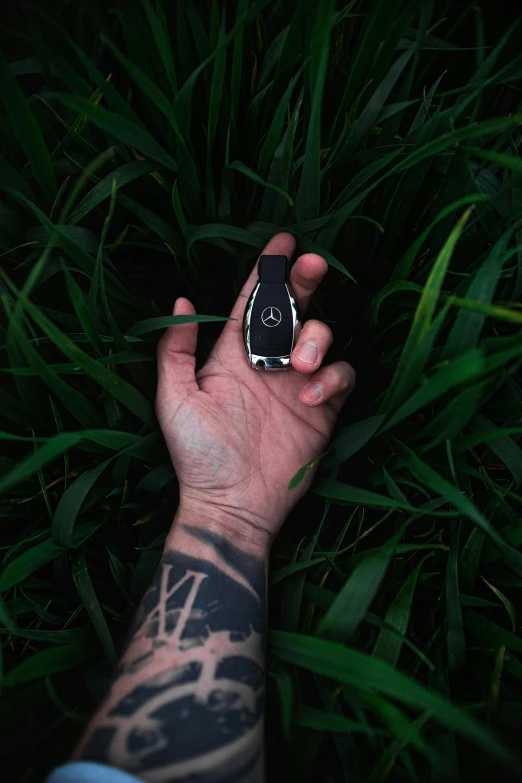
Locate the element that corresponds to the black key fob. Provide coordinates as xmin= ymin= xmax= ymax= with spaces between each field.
xmin=243 ymin=254 xmax=301 ymax=370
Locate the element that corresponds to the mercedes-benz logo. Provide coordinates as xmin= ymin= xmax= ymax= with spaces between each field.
xmin=261 ymin=306 xmax=282 ymax=327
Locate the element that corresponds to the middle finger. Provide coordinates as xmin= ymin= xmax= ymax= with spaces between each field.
xmin=291 ymin=319 xmax=333 ymax=374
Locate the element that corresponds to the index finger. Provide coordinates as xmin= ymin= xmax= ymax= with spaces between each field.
xmin=225 ymin=232 xmax=296 ymax=331
xmin=289 ymin=253 xmax=329 ymax=317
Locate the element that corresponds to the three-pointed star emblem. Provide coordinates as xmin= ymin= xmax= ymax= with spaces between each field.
xmin=261 ymin=306 xmax=282 ymax=327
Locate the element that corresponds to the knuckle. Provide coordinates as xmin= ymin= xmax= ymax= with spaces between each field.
xmin=157 ymin=335 xmax=167 ymax=357
xmin=292 ymin=272 xmax=315 ymax=294
xmin=323 ymin=323 xmax=334 ymax=344
xmin=292 ymin=252 xmax=326 ymax=278
xmin=302 ymin=319 xmax=333 ymax=343
xmin=298 ymin=252 xmax=326 ymax=266
xmin=334 ymin=362 xmax=356 ymax=391
xmin=301 ymin=318 xmax=321 ymax=333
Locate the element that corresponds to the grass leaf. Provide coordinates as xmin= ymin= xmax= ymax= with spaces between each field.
xmin=126 ymin=314 xmax=232 ymax=337
xmin=295 ymin=0 xmax=333 ymax=221
xmin=1 ymin=645 xmax=93 ymax=687
xmin=71 ymin=548 xmax=117 ymax=666
xmin=0 ymin=538 xmax=65 ymax=593
xmin=319 ymin=535 xmax=399 ymax=643
xmin=373 ymin=554 xmax=433 ymax=667
xmin=228 ymin=161 xmax=293 ymax=205
xmin=49 ymin=93 xmax=178 ymax=172
xmin=382 ymin=208 xmax=472 ymax=412
xmin=0 ymin=50 xmax=56 ymax=201
xmin=10 ymin=285 xmax=154 ymax=426
xmin=270 ymin=630 xmax=518 ymax=767
xmin=404 ymin=447 xmax=522 ymax=576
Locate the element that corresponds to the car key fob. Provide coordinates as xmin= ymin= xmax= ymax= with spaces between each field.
xmin=243 ymin=254 xmax=301 ymax=370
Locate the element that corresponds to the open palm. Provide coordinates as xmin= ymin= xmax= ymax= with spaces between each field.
xmin=156 ymin=233 xmax=355 ymax=543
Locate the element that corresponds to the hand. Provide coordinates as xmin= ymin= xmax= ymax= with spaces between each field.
xmin=156 ymin=233 xmax=355 ymax=550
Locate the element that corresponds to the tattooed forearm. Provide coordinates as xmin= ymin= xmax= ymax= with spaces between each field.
xmin=77 ymin=524 xmax=267 ymax=782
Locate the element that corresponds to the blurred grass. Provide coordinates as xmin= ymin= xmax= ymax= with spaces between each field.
xmin=1 ymin=0 xmax=522 ymax=780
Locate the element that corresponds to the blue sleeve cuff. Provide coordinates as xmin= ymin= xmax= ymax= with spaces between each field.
xmin=45 ymin=761 xmax=145 ymax=783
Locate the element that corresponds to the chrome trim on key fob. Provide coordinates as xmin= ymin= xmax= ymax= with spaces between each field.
xmin=243 ymin=255 xmax=301 ymax=371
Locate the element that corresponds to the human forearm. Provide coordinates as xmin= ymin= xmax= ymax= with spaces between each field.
xmin=74 ymin=505 xmax=269 ymax=783
xmin=71 ymin=231 xmax=354 ymax=782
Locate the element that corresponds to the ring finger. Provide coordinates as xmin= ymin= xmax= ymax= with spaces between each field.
xmin=300 ymin=361 xmax=356 ymax=413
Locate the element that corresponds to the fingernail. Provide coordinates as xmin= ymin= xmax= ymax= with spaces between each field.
xmin=296 ymin=341 xmax=318 ymax=364
xmin=303 ymin=382 xmax=322 ymax=402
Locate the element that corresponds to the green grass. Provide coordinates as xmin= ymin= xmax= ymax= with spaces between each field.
xmin=1 ymin=0 xmax=522 ymax=780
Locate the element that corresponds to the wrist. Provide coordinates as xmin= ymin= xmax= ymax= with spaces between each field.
xmin=168 ymin=493 xmax=272 ymax=558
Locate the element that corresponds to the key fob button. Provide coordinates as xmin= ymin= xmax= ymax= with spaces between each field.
xmin=266 ymin=318 xmax=294 ymax=356
xmin=251 ymin=316 xmax=293 ymax=356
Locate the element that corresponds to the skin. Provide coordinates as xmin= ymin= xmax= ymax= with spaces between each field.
xmin=72 ymin=233 xmax=355 ymax=782
xmin=156 ymin=231 xmax=355 ymax=549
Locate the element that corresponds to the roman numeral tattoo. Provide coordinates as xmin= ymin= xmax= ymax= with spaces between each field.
xmin=80 ymin=525 xmax=267 ymax=782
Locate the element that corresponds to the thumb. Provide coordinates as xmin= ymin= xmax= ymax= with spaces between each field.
xmin=157 ymin=297 xmax=199 ymax=402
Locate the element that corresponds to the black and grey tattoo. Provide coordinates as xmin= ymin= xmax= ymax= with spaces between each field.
xmin=81 ymin=525 xmax=266 ymax=782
